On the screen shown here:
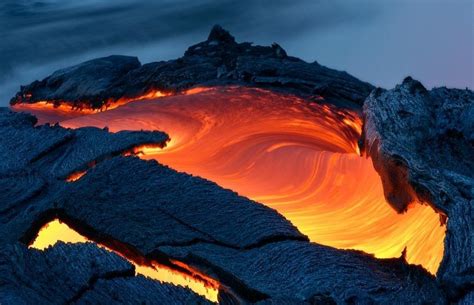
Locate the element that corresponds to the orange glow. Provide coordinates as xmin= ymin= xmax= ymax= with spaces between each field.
xmin=21 ymin=86 xmax=445 ymax=274
xmin=12 ymin=101 xmax=97 ymax=124
xmin=11 ymin=89 xmax=170 ymax=124
xmin=11 ymin=87 xmax=212 ymax=125
xmin=184 ymin=87 xmax=213 ymax=95
xmin=122 ymin=143 xmax=169 ymax=157
xmin=65 ymin=170 xmax=87 ymax=182
xmin=30 ymin=219 xmax=219 ymax=302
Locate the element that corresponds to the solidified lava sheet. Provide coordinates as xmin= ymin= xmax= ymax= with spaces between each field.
xmin=1 ymin=26 xmax=473 ymax=305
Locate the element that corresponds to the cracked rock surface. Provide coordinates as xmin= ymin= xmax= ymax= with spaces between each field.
xmin=0 ymin=242 xmax=211 ymax=305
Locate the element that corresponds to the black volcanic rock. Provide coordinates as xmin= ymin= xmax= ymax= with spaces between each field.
xmin=0 ymin=108 xmax=169 ymax=246
xmin=0 ymin=107 xmax=449 ymax=304
xmin=208 ymin=25 xmax=236 ymax=44
xmin=158 ymin=241 xmax=445 ymax=304
xmin=363 ymin=77 xmax=473 ymax=301
xmin=0 ymin=108 xmax=168 ymax=178
xmin=58 ymin=156 xmax=306 ymax=252
xmin=74 ymin=276 xmax=213 ymax=305
xmin=11 ymin=55 xmax=140 ymax=109
xmin=0 ymin=242 xmax=211 ymax=305
xmin=11 ymin=26 xmax=374 ymax=109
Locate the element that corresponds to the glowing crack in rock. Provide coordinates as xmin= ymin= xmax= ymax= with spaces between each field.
xmin=11 ymin=87 xmax=209 ymax=125
xmin=65 ymin=170 xmax=87 ymax=182
xmin=19 ymin=86 xmax=445 ymax=274
xmin=11 ymin=89 xmax=170 ymax=124
xmin=30 ymin=219 xmax=220 ymax=302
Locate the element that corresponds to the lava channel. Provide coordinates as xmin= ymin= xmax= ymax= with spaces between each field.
xmin=30 ymin=219 xmax=220 ymax=302
xmin=19 ymin=86 xmax=445 ymax=274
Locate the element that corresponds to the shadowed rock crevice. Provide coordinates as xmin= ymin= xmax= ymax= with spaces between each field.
xmin=65 ymin=268 xmax=135 ymax=305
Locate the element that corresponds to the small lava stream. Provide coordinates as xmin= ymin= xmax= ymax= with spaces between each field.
xmin=19 ymin=86 xmax=445 ymax=274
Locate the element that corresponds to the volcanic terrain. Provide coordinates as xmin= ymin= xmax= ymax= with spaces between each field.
xmin=1 ymin=26 xmax=472 ymax=305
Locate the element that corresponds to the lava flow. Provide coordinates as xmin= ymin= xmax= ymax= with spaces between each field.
xmin=11 ymin=90 xmax=170 ymax=124
xmin=20 ymin=86 xmax=445 ymax=274
xmin=30 ymin=219 xmax=220 ymax=302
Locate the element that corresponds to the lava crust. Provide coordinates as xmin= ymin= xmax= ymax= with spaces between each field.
xmin=10 ymin=25 xmax=373 ymax=110
xmin=363 ymin=77 xmax=474 ymax=302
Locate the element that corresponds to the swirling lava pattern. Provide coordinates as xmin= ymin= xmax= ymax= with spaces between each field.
xmin=47 ymin=87 xmax=443 ymax=274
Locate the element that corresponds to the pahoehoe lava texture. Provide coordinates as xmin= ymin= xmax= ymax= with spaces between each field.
xmin=363 ymin=78 xmax=474 ymax=302
xmin=0 ymin=108 xmax=446 ymax=304
xmin=10 ymin=25 xmax=373 ymax=109
xmin=0 ymin=242 xmax=212 ymax=305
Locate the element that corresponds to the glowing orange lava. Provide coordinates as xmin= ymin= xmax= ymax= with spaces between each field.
xmin=65 ymin=170 xmax=87 ymax=182
xmin=19 ymin=86 xmax=445 ymax=274
xmin=11 ymin=89 xmax=170 ymax=124
xmin=30 ymin=219 xmax=219 ymax=302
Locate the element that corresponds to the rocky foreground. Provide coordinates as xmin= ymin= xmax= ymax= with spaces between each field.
xmin=2 ymin=26 xmax=473 ymax=304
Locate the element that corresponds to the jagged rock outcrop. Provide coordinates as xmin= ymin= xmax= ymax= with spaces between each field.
xmin=363 ymin=77 xmax=473 ymax=302
xmin=11 ymin=25 xmax=373 ymax=109
xmin=0 ymin=107 xmax=448 ymax=304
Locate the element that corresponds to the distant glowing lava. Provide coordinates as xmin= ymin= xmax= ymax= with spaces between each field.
xmin=30 ymin=219 xmax=219 ymax=302
xmin=18 ymin=86 xmax=445 ymax=274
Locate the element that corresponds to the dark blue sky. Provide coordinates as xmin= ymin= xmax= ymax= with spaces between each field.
xmin=0 ymin=0 xmax=472 ymax=105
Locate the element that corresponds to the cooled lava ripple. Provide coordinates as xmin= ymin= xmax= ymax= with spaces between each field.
xmin=17 ymin=86 xmax=445 ymax=274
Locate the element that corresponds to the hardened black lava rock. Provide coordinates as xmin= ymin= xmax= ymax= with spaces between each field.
xmin=56 ymin=155 xmax=307 ymax=254
xmin=157 ymin=241 xmax=445 ymax=305
xmin=10 ymin=25 xmax=374 ymax=109
xmin=73 ymin=276 xmax=213 ymax=305
xmin=11 ymin=55 xmax=141 ymax=109
xmin=363 ymin=77 xmax=473 ymax=302
xmin=0 ymin=108 xmax=168 ymax=245
xmin=0 ymin=108 xmax=449 ymax=304
xmin=0 ymin=242 xmax=212 ymax=305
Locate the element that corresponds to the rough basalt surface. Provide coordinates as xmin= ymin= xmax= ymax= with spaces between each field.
xmin=158 ymin=241 xmax=444 ymax=304
xmin=58 ymin=156 xmax=306 ymax=251
xmin=10 ymin=25 xmax=374 ymax=110
xmin=363 ymin=77 xmax=473 ymax=301
xmin=11 ymin=56 xmax=141 ymax=109
xmin=0 ymin=108 xmax=448 ymax=304
xmin=0 ymin=242 xmax=212 ymax=305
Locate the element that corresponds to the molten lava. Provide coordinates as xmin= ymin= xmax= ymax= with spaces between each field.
xmin=18 ymin=86 xmax=445 ymax=274
xmin=11 ymin=89 xmax=170 ymax=124
xmin=65 ymin=170 xmax=87 ymax=182
xmin=30 ymin=219 xmax=219 ymax=302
